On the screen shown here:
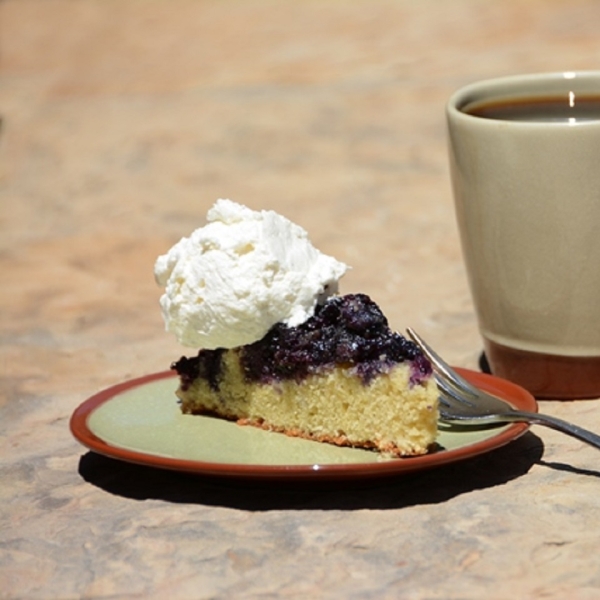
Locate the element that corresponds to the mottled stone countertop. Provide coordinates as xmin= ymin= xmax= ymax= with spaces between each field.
xmin=3 ymin=1 xmax=600 ymax=598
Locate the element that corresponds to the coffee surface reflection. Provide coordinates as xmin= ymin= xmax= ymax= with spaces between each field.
xmin=464 ymin=94 xmax=600 ymax=122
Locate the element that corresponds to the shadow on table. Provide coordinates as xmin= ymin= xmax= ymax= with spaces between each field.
xmin=78 ymin=430 xmax=544 ymax=510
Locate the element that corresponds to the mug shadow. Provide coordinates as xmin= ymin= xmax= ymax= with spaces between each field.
xmin=78 ymin=430 xmax=545 ymax=510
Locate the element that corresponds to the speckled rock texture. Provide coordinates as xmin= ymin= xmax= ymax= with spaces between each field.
xmin=2 ymin=1 xmax=600 ymax=598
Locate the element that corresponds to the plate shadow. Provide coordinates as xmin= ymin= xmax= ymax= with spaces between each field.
xmin=78 ymin=431 xmax=544 ymax=510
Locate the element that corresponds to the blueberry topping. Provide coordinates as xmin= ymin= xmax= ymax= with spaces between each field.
xmin=172 ymin=348 xmax=225 ymax=391
xmin=171 ymin=294 xmax=431 ymax=387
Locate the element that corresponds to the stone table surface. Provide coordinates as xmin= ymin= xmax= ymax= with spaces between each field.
xmin=3 ymin=1 xmax=600 ymax=598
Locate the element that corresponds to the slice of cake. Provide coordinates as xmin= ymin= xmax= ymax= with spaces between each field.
xmin=172 ymin=293 xmax=438 ymax=456
xmin=155 ymin=200 xmax=438 ymax=457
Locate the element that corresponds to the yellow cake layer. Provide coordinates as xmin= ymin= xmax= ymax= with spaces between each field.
xmin=177 ymin=350 xmax=439 ymax=456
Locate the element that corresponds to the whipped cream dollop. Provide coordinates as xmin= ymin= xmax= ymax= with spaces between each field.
xmin=154 ymin=199 xmax=349 ymax=349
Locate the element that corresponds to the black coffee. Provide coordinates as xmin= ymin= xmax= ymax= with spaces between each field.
xmin=464 ymin=94 xmax=600 ymax=123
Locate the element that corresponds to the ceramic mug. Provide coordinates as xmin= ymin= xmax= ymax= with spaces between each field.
xmin=446 ymin=71 xmax=600 ymax=399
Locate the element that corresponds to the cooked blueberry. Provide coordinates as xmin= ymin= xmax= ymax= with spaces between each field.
xmin=172 ymin=348 xmax=225 ymax=391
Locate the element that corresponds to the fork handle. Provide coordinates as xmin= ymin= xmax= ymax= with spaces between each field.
xmin=505 ymin=410 xmax=600 ymax=450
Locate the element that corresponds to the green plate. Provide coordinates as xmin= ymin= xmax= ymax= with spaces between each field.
xmin=70 ymin=369 xmax=536 ymax=481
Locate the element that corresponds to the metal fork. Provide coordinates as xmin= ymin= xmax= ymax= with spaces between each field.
xmin=406 ymin=328 xmax=600 ymax=450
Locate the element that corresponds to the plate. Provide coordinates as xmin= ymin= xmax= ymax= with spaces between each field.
xmin=70 ymin=368 xmax=537 ymax=481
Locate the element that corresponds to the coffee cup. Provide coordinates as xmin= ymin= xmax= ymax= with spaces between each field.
xmin=446 ymin=71 xmax=600 ymax=399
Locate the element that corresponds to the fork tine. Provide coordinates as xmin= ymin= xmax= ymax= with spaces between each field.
xmin=436 ymin=390 xmax=469 ymax=421
xmin=434 ymin=374 xmax=476 ymax=408
xmin=436 ymin=386 xmax=488 ymax=422
xmin=406 ymin=328 xmax=482 ymax=399
xmin=437 ymin=392 xmax=458 ymax=411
